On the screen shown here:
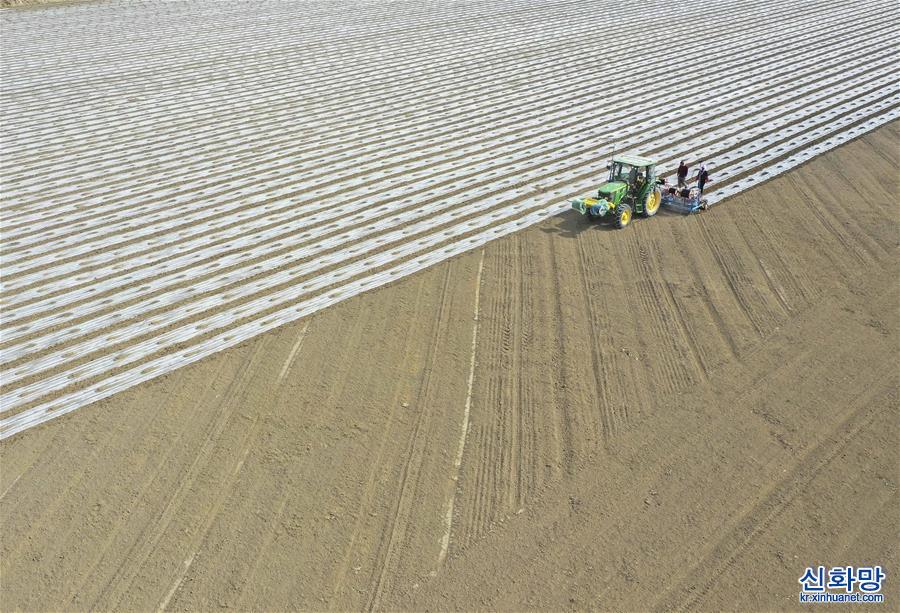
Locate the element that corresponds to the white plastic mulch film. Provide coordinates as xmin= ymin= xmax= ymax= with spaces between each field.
xmin=1 ymin=0 xmax=898 ymax=437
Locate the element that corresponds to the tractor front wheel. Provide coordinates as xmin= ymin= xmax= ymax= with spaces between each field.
xmin=615 ymin=203 xmax=632 ymax=229
xmin=643 ymin=188 xmax=661 ymax=217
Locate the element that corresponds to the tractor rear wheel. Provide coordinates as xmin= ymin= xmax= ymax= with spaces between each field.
xmin=643 ymin=188 xmax=661 ymax=217
xmin=615 ymin=203 xmax=632 ymax=229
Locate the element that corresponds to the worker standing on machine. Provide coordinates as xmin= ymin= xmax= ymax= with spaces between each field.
xmin=677 ymin=160 xmax=689 ymax=188
xmin=695 ymin=164 xmax=711 ymax=196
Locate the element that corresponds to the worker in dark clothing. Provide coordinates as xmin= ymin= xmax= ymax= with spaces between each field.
xmin=677 ymin=160 xmax=689 ymax=188
xmin=695 ymin=164 xmax=711 ymax=195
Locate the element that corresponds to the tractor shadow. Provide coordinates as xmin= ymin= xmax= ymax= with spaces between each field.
xmin=540 ymin=210 xmax=622 ymax=239
xmin=542 ymin=207 xmax=694 ymax=239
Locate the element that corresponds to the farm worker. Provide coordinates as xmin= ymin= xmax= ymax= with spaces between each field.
xmin=677 ymin=160 xmax=689 ymax=187
xmin=696 ymin=164 xmax=711 ymax=195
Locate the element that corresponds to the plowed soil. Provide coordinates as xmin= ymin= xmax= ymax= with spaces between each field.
xmin=1 ymin=123 xmax=897 ymax=610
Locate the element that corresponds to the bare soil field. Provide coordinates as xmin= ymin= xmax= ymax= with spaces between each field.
xmin=2 ymin=0 xmax=898 ymax=609
xmin=2 ymin=122 xmax=897 ymax=611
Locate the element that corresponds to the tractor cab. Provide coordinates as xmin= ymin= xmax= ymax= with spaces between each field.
xmin=569 ymin=154 xmax=663 ymax=229
xmin=603 ymin=155 xmax=656 ymax=198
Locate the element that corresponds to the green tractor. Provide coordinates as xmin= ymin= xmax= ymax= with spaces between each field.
xmin=570 ymin=154 xmax=662 ymax=229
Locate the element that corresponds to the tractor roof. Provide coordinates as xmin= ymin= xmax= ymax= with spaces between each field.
xmin=612 ymin=154 xmax=656 ymax=167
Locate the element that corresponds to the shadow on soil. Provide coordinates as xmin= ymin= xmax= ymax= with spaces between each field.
xmin=540 ymin=210 xmax=618 ymax=238
xmin=542 ymin=208 xmax=688 ymax=238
